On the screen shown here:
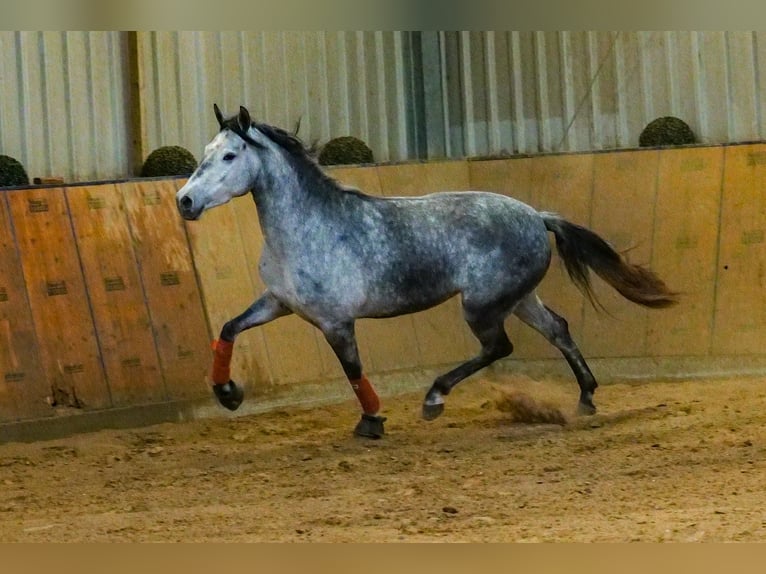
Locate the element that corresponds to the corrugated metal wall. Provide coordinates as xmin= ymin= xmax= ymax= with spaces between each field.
xmin=0 ymin=31 xmax=416 ymax=182
xmin=0 ymin=31 xmax=130 ymax=183
xmin=433 ymin=31 xmax=766 ymax=157
xmin=1 ymin=31 xmax=765 ymax=182
xmin=138 ymin=31 xmax=415 ymax=166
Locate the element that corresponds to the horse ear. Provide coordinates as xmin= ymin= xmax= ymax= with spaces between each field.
xmin=213 ymin=103 xmax=224 ymax=128
xmin=238 ymin=106 xmax=252 ymax=132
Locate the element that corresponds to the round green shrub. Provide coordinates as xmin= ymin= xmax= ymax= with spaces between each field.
xmin=0 ymin=155 xmax=30 ymax=187
xmin=317 ymin=136 xmax=374 ymax=166
xmin=639 ymin=117 xmax=696 ymax=147
xmin=141 ymin=145 xmax=198 ymax=177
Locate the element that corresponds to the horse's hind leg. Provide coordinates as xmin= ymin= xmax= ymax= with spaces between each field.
xmin=422 ymin=311 xmax=513 ymax=421
xmin=513 ymin=292 xmax=598 ymax=415
xmin=322 ymin=322 xmax=386 ymax=438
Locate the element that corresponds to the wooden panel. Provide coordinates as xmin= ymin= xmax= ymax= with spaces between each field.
xmin=260 ymin=316 xmax=326 ymax=385
xmin=375 ymin=163 xmax=425 ymax=197
xmin=183 ymin=193 xmax=273 ymax=392
xmin=376 ymin=160 xmax=469 ymax=198
xmin=713 ymin=144 xmax=766 ymax=354
xmin=468 ymin=157 xmax=534 ymax=205
xmin=648 ymin=147 xmax=723 ymax=356
xmin=581 ymin=150 xmax=658 ymax=357
xmin=510 ymin=153 xmax=594 ymax=359
xmin=352 ymin=317 xmax=422 ymax=376
xmin=67 ymin=184 xmax=164 ymax=406
xmin=0 ymin=194 xmax=49 ymax=422
xmin=326 ymin=166 xmax=383 ymax=196
xmin=7 ymin=188 xmax=109 ymax=409
xmin=121 ymin=180 xmax=209 ymax=400
xmin=422 ymin=160 xmax=470 ymax=192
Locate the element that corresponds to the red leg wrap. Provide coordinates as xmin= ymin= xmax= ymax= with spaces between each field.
xmin=349 ymin=375 xmax=380 ymax=415
xmin=211 ymin=339 xmax=234 ymax=385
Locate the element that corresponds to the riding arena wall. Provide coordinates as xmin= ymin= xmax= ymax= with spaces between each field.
xmin=2 ymin=142 xmax=765 ymax=439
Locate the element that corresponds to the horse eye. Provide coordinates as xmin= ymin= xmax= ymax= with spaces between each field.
xmin=222 ymin=152 xmax=237 ymax=162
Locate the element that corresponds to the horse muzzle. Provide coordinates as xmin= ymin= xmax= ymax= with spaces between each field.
xmin=176 ymin=194 xmax=203 ymax=221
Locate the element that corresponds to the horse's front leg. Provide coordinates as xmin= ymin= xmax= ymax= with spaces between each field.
xmin=211 ymin=291 xmax=292 ymax=410
xmin=322 ymin=322 xmax=386 ymax=438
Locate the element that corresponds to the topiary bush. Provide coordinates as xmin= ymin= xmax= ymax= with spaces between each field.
xmin=0 ymin=155 xmax=30 ymax=187
xmin=317 ymin=136 xmax=374 ymax=166
xmin=639 ymin=117 xmax=696 ymax=147
xmin=140 ymin=145 xmax=198 ymax=177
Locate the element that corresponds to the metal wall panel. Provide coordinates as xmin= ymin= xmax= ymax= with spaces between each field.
xmin=0 ymin=31 xmax=130 ymax=183
xmin=2 ymin=31 xmax=766 ymax=181
xmin=138 ymin=31 xmax=414 ymax=165
xmin=437 ymin=31 xmax=766 ymax=157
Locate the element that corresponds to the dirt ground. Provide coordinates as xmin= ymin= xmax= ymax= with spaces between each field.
xmin=1 ymin=372 xmax=765 ymax=542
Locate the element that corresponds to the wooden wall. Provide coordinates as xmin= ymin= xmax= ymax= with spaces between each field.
xmin=1 ymin=142 xmax=766 ymax=425
xmin=0 ymin=179 xmax=210 ymax=423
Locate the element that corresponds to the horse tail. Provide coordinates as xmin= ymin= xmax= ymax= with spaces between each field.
xmin=540 ymin=212 xmax=678 ymax=309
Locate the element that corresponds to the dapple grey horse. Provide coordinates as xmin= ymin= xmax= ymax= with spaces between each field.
xmin=176 ymin=105 xmax=677 ymax=438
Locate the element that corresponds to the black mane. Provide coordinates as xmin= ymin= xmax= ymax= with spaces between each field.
xmin=220 ymin=113 xmax=312 ymax=158
xmin=254 ymin=122 xmax=310 ymax=158
xmin=252 ymin=121 xmax=364 ymax=195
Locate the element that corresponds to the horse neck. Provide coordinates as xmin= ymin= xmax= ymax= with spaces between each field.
xmin=250 ymin=156 xmax=346 ymax=250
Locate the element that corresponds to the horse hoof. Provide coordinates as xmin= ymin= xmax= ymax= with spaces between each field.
xmin=577 ymin=400 xmax=597 ymax=416
xmin=354 ymin=414 xmax=387 ymax=439
xmin=213 ymin=380 xmax=244 ymax=411
xmin=422 ymin=402 xmax=445 ymax=421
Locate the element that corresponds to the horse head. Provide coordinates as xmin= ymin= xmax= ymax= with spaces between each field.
xmin=176 ymin=104 xmax=267 ymax=220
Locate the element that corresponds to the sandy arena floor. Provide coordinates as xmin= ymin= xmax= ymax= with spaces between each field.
xmin=1 ymin=372 xmax=765 ymax=542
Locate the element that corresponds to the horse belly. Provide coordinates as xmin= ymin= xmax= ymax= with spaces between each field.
xmin=360 ymin=291 xmax=457 ymax=319
xmin=360 ymin=261 xmax=458 ymax=319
